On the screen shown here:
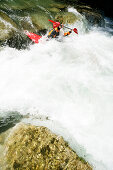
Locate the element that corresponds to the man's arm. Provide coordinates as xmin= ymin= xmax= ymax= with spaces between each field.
xmin=64 ymin=30 xmax=72 ymax=36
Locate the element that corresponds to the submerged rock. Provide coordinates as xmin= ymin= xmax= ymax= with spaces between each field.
xmin=4 ymin=123 xmax=92 ymax=170
xmin=0 ymin=111 xmax=22 ymax=133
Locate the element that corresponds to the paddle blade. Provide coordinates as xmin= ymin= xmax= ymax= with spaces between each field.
xmin=48 ymin=19 xmax=56 ymax=24
xmin=73 ymin=28 xmax=78 ymax=34
xmin=25 ymin=31 xmax=42 ymax=43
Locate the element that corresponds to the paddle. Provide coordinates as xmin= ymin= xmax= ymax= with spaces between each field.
xmin=24 ymin=19 xmax=78 ymax=44
xmin=63 ymin=26 xmax=78 ymax=34
xmin=48 ymin=19 xmax=78 ymax=34
xmin=48 ymin=19 xmax=56 ymax=24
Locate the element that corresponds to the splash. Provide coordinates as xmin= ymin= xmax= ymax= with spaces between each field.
xmin=0 ymin=10 xmax=113 ymax=170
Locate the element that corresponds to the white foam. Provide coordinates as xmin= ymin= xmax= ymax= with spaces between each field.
xmin=0 ymin=16 xmax=113 ymax=169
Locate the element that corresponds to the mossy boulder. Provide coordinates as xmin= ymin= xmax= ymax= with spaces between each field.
xmin=5 ymin=124 xmax=92 ymax=170
xmin=55 ymin=12 xmax=79 ymax=24
xmin=0 ymin=0 xmax=39 ymax=10
xmin=49 ymin=2 xmax=67 ymax=9
xmin=19 ymin=17 xmax=37 ymax=33
xmin=48 ymin=7 xmax=61 ymax=13
xmin=0 ymin=11 xmax=17 ymax=41
xmin=30 ymin=12 xmax=51 ymax=30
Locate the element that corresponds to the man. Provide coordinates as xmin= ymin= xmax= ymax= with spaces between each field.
xmin=47 ymin=22 xmax=72 ymax=38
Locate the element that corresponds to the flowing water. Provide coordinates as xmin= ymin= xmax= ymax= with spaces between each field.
xmin=0 ymin=2 xmax=113 ymax=169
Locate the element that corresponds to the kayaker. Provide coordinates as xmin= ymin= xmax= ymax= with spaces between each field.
xmin=47 ymin=22 xmax=72 ymax=38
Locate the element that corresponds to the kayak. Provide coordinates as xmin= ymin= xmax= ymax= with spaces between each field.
xmin=25 ymin=20 xmax=78 ymax=44
xmin=25 ymin=31 xmax=42 ymax=44
xmin=25 ymin=31 xmax=62 ymax=44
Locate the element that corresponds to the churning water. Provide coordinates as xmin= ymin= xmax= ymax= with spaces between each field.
xmin=0 ymin=8 xmax=113 ymax=170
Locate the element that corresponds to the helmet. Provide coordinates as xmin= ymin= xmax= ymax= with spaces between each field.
xmin=53 ymin=22 xmax=61 ymax=28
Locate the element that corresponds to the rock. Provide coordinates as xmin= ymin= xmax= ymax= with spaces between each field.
xmin=0 ymin=129 xmax=12 ymax=170
xmin=0 ymin=0 xmax=38 ymax=10
xmin=76 ymin=6 xmax=105 ymax=27
xmin=19 ymin=17 xmax=37 ymax=33
xmin=78 ymin=0 xmax=113 ymax=18
xmin=55 ymin=12 xmax=78 ymax=24
xmin=48 ymin=7 xmax=61 ymax=13
xmin=55 ymin=0 xmax=113 ymax=18
xmin=5 ymin=32 xmax=32 ymax=50
xmin=0 ymin=11 xmax=17 ymax=41
xmin=54 ymin=0 xmax=78 ymax=4
xmin=4 ymin=123 xmax=92 ymax=170
xmin=0 ymin=111 xmax=22 ymax=133
xmin=54 ymin=0 xmax=105 ymax=26
xmin=30 ymin=11 xmax=51 ymax=30
xmin=49 ymin=3 xmax=67 ymax=9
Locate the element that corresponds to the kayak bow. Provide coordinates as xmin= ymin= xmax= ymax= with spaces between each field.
xmin=25 ymin=31 xmax=42 ymax=43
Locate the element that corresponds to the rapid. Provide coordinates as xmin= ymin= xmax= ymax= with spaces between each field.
xmin=0 ymin=7 xmax=113 ymax=170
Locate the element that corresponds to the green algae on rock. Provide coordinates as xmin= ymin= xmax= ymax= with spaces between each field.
xmin=4 ymin=123 xmax=92 ymax=170
xmin=0 ymin=11 xmax=17 ymax=41
xmin=48 ymin=7 xmax=61 ymax=13
xmin=30 ymin=12 xmax=52 ymax=30
xmin=55 ymin=12 xmax=79 ymax=24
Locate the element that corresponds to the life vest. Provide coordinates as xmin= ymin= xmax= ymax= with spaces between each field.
xmin=64 ymin=31 xmax=72 ymax=36
xmin=48 ymin=27 xmax=60 ymax=38
xmin=48 ymin=27 xmax=72 ymax=38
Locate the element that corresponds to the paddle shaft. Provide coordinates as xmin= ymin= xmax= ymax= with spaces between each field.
xmin=62 ymin=25 xmax=72 ymax=30
xmin=48 ymin=20 xmax=78 ymax=34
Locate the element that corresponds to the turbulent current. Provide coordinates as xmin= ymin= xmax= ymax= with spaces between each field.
xmin=0 ymin=7 xmax=113 ymax=170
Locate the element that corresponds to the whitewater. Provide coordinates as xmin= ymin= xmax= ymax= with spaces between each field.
xmin=0 ymin=8 xmax=113 ymax=170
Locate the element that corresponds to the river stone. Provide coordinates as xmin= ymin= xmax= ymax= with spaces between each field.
xmin=0 ymin=129 xmax=12 ymax=169
xmin=19 ymin=17 xmax=37 ymax=33
xmin=30 ymin=12 xmax=52 ymax=30
xmin=50 ymin=3 xmax=67 ymax=9
xmin=5 ymin=123 xmax=92 ymax=170
xmin=0 ymin=11 xmax=17 ymax=41
xmin=55 ymin=12 xmax=78 ymax=24
xmin=48 ymin=7 xmax=61 ymax=13
xmin=0 ymin=0 xmax=38 ymax=10
xmin=76 ymin=5 xmax=105 ymax=26
xmin=77 ymin=0 xmax=113 ymax=18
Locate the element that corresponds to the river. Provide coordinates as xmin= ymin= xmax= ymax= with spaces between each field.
xmin=0 ymin=3 xmax=113 ymax=170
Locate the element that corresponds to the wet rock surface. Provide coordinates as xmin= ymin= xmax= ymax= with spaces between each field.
xmin=0 ymin=111 xmax=22 ymax=133
xmin=76 ymin=5 xmax=105 ymax=27
xmin=0 ymin=11 xmax=17 ymax=41
xmin=4 ymin=124 xmax=92 ymax=170
xmin=56 ymin=0 xmax=113 ymax=18
xmin=80 ymin=0 xmax=113 ymax=18
xmin=55 ymin=12 xmax=79 ymax=24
